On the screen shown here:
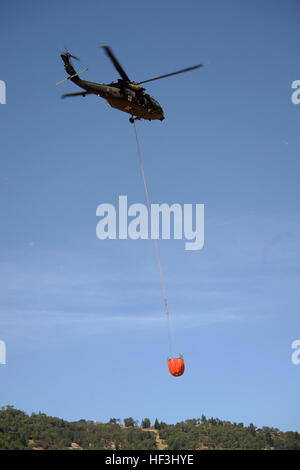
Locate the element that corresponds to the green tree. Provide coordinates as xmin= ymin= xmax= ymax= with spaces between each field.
xmin=124 ymin=417 xmax=138 ymax=428
xmin=109 ymin=418 xmax=120 ymax=425
xmin=200 ymin=414 xmax=207 ymax=424
xmin=141 ymin=418 xmax=151 ymax=428
xmin=154 ymin=418 xmax=160 ymax=430
xmin=248 ymin=423 xmax=257 ymax=436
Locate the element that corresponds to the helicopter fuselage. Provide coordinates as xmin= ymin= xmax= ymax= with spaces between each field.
xmin=60 ymin=53 xmax=164 ymax=121
xmin=81 ymin=79 xmax=164 ymax=121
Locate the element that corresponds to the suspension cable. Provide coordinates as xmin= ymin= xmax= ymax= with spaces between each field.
xmin=133 ymin=121 xmax=173 ymax=356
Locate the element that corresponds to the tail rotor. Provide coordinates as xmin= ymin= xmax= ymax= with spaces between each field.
xmin=56 ymin=46 xmax=88 ymax=86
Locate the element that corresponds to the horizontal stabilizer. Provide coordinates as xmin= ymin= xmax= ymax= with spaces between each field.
xmin=61 ymin=91 xmax=92 ymax=99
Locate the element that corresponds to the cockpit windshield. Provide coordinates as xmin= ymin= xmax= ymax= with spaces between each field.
xmin=150 ymin=97 xmax=160 ymax=107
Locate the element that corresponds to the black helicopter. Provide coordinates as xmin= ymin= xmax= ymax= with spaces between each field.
xmin=57 ymin=46 xmax=203 ymax=123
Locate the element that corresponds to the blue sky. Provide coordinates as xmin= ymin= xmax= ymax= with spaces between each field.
xmin=1 ymin=0 xmax=300 ymax=432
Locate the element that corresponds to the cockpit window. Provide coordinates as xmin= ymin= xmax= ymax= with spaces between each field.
xmin=150 ymin=98 xmax=159 ymax=106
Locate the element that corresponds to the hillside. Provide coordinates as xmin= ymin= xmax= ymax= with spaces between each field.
xmin=0 ymin=406 xmax=299 ymax=450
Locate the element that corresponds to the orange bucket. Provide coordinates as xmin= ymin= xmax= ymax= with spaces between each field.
xmin=168 ymin=355 xmax=185 ymax=377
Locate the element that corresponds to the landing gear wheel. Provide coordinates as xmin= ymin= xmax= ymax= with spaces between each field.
xmin=129 ymin=117 xmax=135 ymax=124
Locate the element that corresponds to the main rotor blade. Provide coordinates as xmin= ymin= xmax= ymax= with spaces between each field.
xmin=102 ymin=45 xmax=131 ymax=83
xmin=136 ymin=64 xmax=203 ymax=85
xmin=61 ymin=91 xmax=92 ymax=99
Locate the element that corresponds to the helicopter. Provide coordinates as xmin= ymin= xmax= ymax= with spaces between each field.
xmin=57 ymin=46 xmax=203 ymax=123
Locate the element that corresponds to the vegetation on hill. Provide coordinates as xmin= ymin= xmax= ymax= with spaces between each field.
xmin=155 ymin=415 xmax=300 ymax=450
xmin=0 ymin=406 xmax=299 ymax=450
xmin=0 ymin=406 xmax=156 ymax=450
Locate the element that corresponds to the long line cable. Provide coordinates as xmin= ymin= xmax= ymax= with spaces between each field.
xmin=133 ymin=122 xmax=173 ymax=356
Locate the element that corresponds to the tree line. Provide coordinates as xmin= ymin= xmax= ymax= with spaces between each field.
xmin=0 ymin=406 xmax=299 ymax=450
